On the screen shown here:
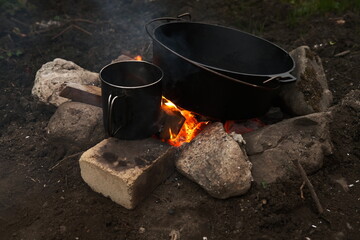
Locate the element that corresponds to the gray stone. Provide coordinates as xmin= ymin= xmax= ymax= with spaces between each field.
xmin=243 ymin=112 xmax=333 ymax=184
xmin=79 ymin=137 xmax=176 ymax=209
xmin=32 ymin=58 xmax=99 ymax=106
xmin=176 ymin=122 xmax=252 ymax=199
xmin=329 ymin=90 xmax=360 ymax=162
xmin=279 ymin=46 xmax=333 ymax=116
xmin=47 ymin=102 xmax=105 ymax=152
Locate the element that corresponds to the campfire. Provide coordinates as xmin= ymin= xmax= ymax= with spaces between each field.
xmin=160 ymin=97 xmax=209 ymax=147
xmin=39 ymin=44 xmax=336 ymax=210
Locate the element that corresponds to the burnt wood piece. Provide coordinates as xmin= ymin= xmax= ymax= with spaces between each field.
xmin=59 ymin=83 xmax=102 ymax=107
xmin=159 ymin=109 xmax=186 ymax=140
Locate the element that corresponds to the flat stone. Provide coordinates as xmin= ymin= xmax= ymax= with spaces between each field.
xmin=279 ymin=45 xmax=333 ymax=116
xmin=47 ymin=102 xmax=105 ymax=152
xmin=79 ymin=137 xmax=176 ymax=209
xmin=243 ymin=112 xmax=333 ymax=184
xmin=32 ymin=58 xmax=99 ymax=106
xmin=176 ymin=122 xmax=252 ymax=199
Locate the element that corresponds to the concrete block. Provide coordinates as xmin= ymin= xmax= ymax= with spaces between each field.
xmin=79 ymin=137 xmax=176 ymax=209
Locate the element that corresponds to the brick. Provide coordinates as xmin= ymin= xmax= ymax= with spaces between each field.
xmin=79 ymin=137 xmax=176 ymax=209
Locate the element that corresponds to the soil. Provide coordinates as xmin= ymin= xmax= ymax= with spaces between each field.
xmin=0 ymin=1 xmax=359 ymax=239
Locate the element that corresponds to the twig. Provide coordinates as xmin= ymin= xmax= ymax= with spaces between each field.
xmin=169 ymin=229 xmax=181 ymax=240
xmin=300 ymin=181 xmax=306 ymax=200
xmin=69 ymin=18 xmax=96 ymax=24
xmin=10 ymin=17 xmax=29 ymax=27
xmin=72 ymin=24 xmax=92 ymax=36
xmin=52 ymin=25 xmax=72 ymax=40
xmin=52 ymin=24 xmax=92 ymax=40
xmin=293 ymin=159 xmax=324 ymax=214
xmin=65 ymin=174 xmax=69 ymax=189
xmin=32 ymin=25 xmax=63 ymax=35
xmin=48 ymin=151 xmax=84 ymax=171
xmin=334 ymin=50 xmax=351 ymax=57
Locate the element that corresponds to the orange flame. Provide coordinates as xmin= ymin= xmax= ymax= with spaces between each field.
xmin=161 ymin=97 xmax=208 ymax=147
xmin=134 ymin=55 xmax=142 ymax=61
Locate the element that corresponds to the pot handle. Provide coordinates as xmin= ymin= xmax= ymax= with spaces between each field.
xmin=107 ymin=94 xmax=122 ymax=137
xmin=263 ymin=73 xmax=297 ymax=84
xmin=145 ymin=13 xmax=192 ymax=40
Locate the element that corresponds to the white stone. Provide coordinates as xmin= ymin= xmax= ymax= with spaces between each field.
xmin=32 ymin=58 xmax=99 ymax=106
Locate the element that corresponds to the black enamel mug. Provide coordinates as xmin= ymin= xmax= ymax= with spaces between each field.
xmin=99 ymin=61 xmax=163 ymax=140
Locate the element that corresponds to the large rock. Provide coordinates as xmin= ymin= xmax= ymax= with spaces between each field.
xmin=32 ymin=58 xmax=99 ymax=106
xmin=47 ymin=102 xmax=105 ymax=152
xmin=279 ymin=46 xmax=333 ymax=116
xmin=329 ymin=90 xmax=360 ymax=163
xmin=79 ymin=137 xmax=176 ymax=209
xmin=176 ymin=122 xmax=252 ymax=199
xmin=243 ymin=112 xmax=333 ymax=184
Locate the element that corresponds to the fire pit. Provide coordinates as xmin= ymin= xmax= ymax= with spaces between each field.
xmin=37 ymin=41 xmax=334 ymax=211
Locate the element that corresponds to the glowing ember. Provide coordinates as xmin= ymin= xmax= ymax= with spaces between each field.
xmin=224 ymin=118 xmax=265 ymax=134
xmin=161 ymin=97 xmax=208 ymax=147
xmin=134 ymin=55 xmax=142 ymax=61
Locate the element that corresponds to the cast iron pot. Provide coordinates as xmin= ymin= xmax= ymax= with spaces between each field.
xmin=146 ymin=15 xmax=296 ymax=85
xmin=146 ymin=16 xmax=296 ymax=120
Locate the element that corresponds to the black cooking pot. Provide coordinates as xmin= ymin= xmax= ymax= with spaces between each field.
xmin=146 ymin=15 xmax=296 ymax=120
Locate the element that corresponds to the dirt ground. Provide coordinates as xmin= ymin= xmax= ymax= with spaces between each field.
xmin=0 ymin=1 xmax=359 ymax=239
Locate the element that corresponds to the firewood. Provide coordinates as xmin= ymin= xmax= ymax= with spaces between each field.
xmin=159 ymin=109 xmax=186 ymax=140
xmin=59 ymin=83 xmax=102 ymax=107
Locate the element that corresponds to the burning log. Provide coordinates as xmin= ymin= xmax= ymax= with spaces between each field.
xmin=158 ymin=108 xmax=186 ymax=140
xmin=160 ymin=97 xmax=209 ymax=147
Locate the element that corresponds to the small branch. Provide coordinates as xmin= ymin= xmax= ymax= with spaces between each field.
xmin=69 ymin=18 xmax=96 ymax=24
xmin=10 ymin=17 xmax=29 ymax=27
xmin=293 ymin=159 xmax=324 ymax=214
xmin=72 ymin=24 xmax=92 ymax=36
xmin=65 ymin=174 xmax=69 ymax=189
xmin=31 ymin=25 xmax=63 ymax=35
xmin=334 ymin=50 xmax=350 ymax=57
xmin=300 ymin=181 xmax=306 ymax=200
xmin=52 ymin=25 xmax=72 ymax=40
xmin=48 ymin=151 xmax=84 ymax=171
xmin=52 ymin=24 xmax=92 ymax=40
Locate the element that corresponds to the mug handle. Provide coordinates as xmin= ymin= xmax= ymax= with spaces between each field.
xmin=107 ymin=94 xmax=122 ymax=137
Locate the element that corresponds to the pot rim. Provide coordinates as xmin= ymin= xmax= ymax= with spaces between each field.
xmin=99 ymin=60 xmax=163 ymax=89
xmin=155 ymin=21 xmax=295 ymax=78
xmin=147 ymin=19 xmax=295 ymax=89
